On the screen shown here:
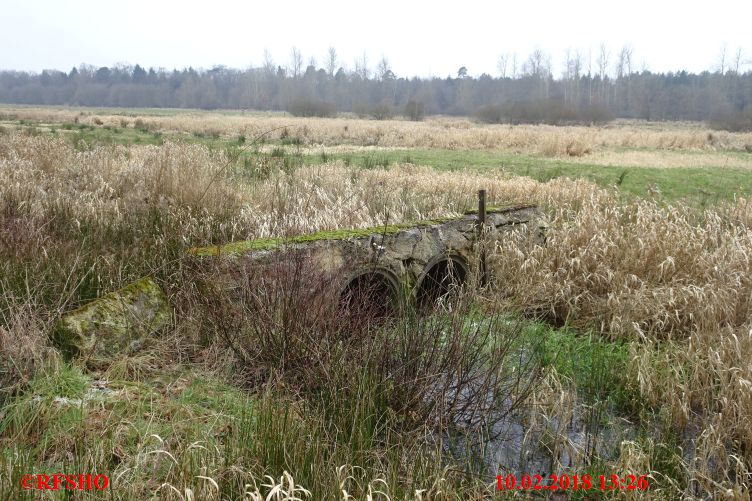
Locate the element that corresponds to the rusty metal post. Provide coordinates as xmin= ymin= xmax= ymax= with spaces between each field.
xmin=477 ymin=189 xmax=488 ymax=287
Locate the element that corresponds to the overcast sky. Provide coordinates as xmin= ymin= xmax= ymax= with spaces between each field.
xmin=2 ymin=0 xmax=750 ymax=78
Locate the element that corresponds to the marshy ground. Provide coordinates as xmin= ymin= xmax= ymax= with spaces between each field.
xmin=0 ymin=106 xmax=751 ymax=499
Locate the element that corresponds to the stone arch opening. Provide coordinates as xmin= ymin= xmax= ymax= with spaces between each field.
xmin=340 ymin=268 xmax=401 ymax=321
xmin=415 ymin=255 xmax=469 ymax=310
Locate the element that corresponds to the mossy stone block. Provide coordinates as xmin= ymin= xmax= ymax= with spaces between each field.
xmin=54 ymin=277 xmax=171 ymax=363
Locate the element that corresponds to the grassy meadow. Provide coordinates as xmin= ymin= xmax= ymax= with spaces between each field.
xmin=0 ymin=105 xmax=751 ymax=499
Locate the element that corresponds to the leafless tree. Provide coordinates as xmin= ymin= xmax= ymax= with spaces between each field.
xmin=262 ymin=49 xmax=275 ymax=75
xmin=616 ymin=45 xmax=632 ymax=79
xmin=325 ymin=47 xmax=338 ymax=77
xmin=596 ymin=44 xmax=612 ymax=104
xmin=525 ymin=48 xmax=541 ymax=77
xmin=562 ymin=48 xmax=572 ymax=103
xmin=524 ymin=48 xmax=549 ymax=78
xmin=732 ymin=47 xmax=743 ymax=74
xmin=563 ymin=48 xmax=582 ymax=104
xmin=615 ymin=45 xmax=633 ymax=112
xmin=572 ymin=50 xmax=582 ymax=79
xmin=597 ymin=43 xmax=610 ymax=79
xmin=563 ymin=48 xmax=572 ymax=80
xmin=717 ymin=43 xmax=728 ymax=74
xmin=377 ymin=55 xmax=393 ymax=81
xmin=497 ymin=53 xmax=509 ymax=78
xmin=354 ymin=52 xmax=370 ymax=80
xmin=586 ymin=47 xmax=593 ymax=104
xmin=563 ymin=48 xmax=582 ymax=80
xmin=624 ymin=45 xmax=634 ymax=76
xmin=522 ymin=48 xmax=551 ymax=101
xmin=290 ymin=46 xmax=303 ymax=78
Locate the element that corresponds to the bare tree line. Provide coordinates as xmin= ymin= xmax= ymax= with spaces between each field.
xmin=0 ymin=45 xmax=750 ymax=128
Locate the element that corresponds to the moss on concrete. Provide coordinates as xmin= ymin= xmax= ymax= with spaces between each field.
xmin=53 ymin=277 xmax=171 ymax=365
xmin=188 ymin=217 xmax=459 ymax=257
xmin=188 ymin=203 xmax=537 ymax=258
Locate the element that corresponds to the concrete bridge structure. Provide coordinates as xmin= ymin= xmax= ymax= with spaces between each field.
xmin=189 ymin=202 xmax=543 ymax=311
xmin=55 ymin=195 xmax=543 ymax=362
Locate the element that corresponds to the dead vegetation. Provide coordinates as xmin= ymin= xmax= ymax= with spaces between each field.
xmin=3 ymin=106 xmax=752 ymax=157
xmin=491 ymin=187 xmax=752 ymax=497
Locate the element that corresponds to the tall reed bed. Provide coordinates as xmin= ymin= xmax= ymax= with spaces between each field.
xmin=492 ymin=191 xmax=752 ymax=497
xmin=4 ymin=106 xmax=752 ymax=155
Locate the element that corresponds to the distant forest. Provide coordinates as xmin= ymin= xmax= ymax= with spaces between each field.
xmin=2 ymin=49 xmax=751 ymax=129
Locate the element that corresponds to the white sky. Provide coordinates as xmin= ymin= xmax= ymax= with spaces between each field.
xmin=1 ymin=0 xmax=750 ymax=77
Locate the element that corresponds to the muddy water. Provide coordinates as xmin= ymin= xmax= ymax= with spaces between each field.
xmin=441 ymin=392 xmax=637 ymax=480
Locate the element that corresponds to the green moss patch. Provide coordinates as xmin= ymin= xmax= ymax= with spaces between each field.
xmin=53 ymin=277 xmax=171 ymax=365
xmin=188 ymin=204 xmax=536 ymax=257
xmin=188 ymin=217 xmax=463 ymax=257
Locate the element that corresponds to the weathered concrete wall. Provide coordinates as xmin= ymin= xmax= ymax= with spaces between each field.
xmin=191 ymin=204 xmax=543 ymax=304
xmin=53 ymin=205 xmax=542 ymax=362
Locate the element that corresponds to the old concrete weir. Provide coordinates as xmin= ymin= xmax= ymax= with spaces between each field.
xmin=189 ymin=199 xmax=543 ymax=311
xmin=55 ymin=193 xmax=543 ymax=360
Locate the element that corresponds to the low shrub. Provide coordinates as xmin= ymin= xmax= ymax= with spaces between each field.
xmin=287 ymin=98 xmax=336 ymax=118
xmin=476 ymin=100 xmax=613 ymax=125
xmin=195 ymin=252 xmax=540 ymax=437
xmin=709 ymin=105 xmax=752 ymax=132
xmin=404 ymin=100 xmax=425 ymax=121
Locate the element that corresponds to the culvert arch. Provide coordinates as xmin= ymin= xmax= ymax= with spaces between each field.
xmin=339 ymin=266 xmax=403 ymax=320
xmin=414 ymin=253 xmax=469 ymax=309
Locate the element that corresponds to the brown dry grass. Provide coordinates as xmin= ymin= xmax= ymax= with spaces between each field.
xmin=3 ymin=105 xmax=752 ymax=157
xmin=0 ymin=132 xmax=581 ymax=242
xmin=568 ymin=149 xmax=752 ymax=169
xmin=491 ymin=190 xmax=752 ymax=497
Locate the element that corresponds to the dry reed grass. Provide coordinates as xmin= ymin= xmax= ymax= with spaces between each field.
xmin=0 ymin=131 xmax=585 ymax=243
xmin=3 ymin=106 xmax=752 ymax=157
xmin=568 ymin=149 xmax=752 ymax=169
xmin=0 ymin=295 xmax=58 ymax=403
xmin=491 ymin=190 xmax=752 ymax=497
xmin=0 ymin=134 xmax=245 ymax=219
